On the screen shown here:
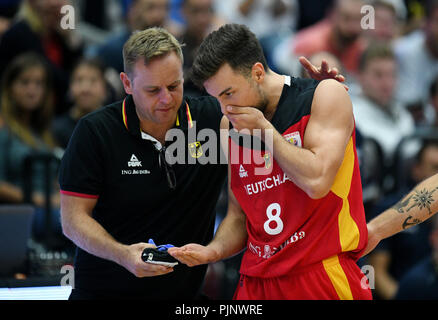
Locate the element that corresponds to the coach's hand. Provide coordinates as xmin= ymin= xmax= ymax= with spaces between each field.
xmin=120 ymin=242 xmax=174 ymax=277
xmin=168 ymin=244 xmax=219 ymax=267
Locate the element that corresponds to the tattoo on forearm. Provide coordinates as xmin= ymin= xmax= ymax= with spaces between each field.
xmin=391 ymin=187 xmax=438 ymax=229
xmin=392 ymin=187 xmax=438 ymax=215
xmin=402 ymin=215 xmax=422 ymax=229
xmin=392 ymin=195 xmax=413 ymax=213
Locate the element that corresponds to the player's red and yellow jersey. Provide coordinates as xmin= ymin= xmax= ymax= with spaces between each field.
xmin=229 ymin=77 xmax=367 ymax=278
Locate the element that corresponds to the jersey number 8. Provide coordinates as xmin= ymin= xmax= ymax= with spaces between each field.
xmin=264 ymin=203 xmax=283 ymax=235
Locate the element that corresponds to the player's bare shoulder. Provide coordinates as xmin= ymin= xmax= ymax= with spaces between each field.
xmin=311 ymin=79 xmax=354 ymax=126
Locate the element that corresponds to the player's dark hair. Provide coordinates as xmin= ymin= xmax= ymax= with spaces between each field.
xmin=191 ymin=23 xmax=268 ymax=88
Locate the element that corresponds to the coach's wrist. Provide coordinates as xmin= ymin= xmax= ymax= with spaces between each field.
xmin=112 ymin=243 xmax=131 ymax=267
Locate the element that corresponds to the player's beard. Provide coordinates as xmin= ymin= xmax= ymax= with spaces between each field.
xmin=255 ymin=95 xmax=269 ymax=114
xmin=251 ymin=81 xmax=269 ymax=114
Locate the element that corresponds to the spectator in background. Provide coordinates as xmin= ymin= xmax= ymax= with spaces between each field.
xmin=395 ymin=214 xmax=438 ymax=300
xmin=295 ymin=0 xmax=334 ymax=31
xmin=403 ymin=0 xmax=428 ymax=34
xmin=291 ymin=0 xmax=367 ymax=77
xmin=352 ymin=43 xmax=415 ymax=168
xmin=367 ymin=139 xmax=438 ymax=299
xmin=179 ymin=0 xmax=225 ymax=97
xmin=394 ymin=0 xmax=438 ymax=107
xmin=169 ymin=0 xmax=185 ymax=26
xmin=79 ymin=0 xmax=122 ymax=32
xmin=422 ymin=75 xmax=438 ymax=127
xmin=0 ymin=53 xmax=62 ymax=237
xmin=0 ymin=0 xmax=83 ymax=115
xmin=215 ymin=0 xmax=297 ymax=40
xmin=52 ymin=58 xmax=109 ymax=149
xmin=365 ymin=1 xmax=400 ymax=43
xmin=87 ymin=0 xmax=177 ymax=74
xmin=0 ymin=0 xmax=21 ymax=41
xmin=215 ymin=0 xmax=297 ymax=70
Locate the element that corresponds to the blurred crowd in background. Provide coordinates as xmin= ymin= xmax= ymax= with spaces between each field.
xmin=0 ymin=0 xmax=438 ymax=300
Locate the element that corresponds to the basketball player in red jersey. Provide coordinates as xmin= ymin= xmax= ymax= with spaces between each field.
xmin=168 ymin=24 xmax=371 ymax=300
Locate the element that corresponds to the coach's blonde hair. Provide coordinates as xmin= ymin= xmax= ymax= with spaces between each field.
xmin=123 ymin=27 xmax=184 ymax=77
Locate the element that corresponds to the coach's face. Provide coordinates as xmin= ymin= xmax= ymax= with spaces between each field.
xmin=203 ymin=63 xmax=268 ymax=115
xmin=121 ymin=52 xmax=184 ymax=127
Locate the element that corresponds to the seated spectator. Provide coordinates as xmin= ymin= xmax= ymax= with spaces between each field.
xmin=214 ymin=0 xmax=297 ymax=40
xmin=0 ymin=53 xmax=62 ymax=238
xmin=291 ymin=0 xmax=367 ymax=77
xmin=0 ymin=0 xmax=84 ymax=115
xmin=394 ymin=0 xmax=438 ymax=107
xmin=295 ymin=0 xmax=334 ymax=31
xmin=169 ymin=0 xmax=185 ymax=27
xmin=215 ymin=0 xmax=297 ymax=71
xmin=423 ymin=75 xmax=438 ymax=127
xmin=52 ymin=58 xmax=109 ymax=149
xmin=395 ymin=215 xmax=438 ymax=300
xmin=0 ymin=0 xmax=20 ymax=41
xmin=364 ymin=0 xmax=400 ymax=43
xmin=367 ymin=139 xmax=438 ymax=299
xmin=273 ymin=0 xmax=369 ymax=79
xmin=402 ymin=0 xmax=427 ymax=34
xmin=87 ymin=0 xmax=178 ymax=74
xmin=352 ymin=42 xmax=415 ymax=168
xmin=179 ymin=0 xmax=225 ymax=97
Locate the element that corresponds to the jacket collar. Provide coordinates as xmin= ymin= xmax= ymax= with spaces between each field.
xmin=121 ymin=95 xmax=193 ymax=139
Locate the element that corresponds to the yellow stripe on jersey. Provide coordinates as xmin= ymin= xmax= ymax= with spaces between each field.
xmin=330 ymin=138 xmax=360 ymax=252
xmin=331 ymin=138 xmax=354 ymax=197
xmin=322 ymin=255 xmax=354 ymax=300
xmin=338 ymin=198 xmax=360 ymax=252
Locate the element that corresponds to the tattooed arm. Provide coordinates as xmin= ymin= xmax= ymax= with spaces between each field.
xmin=364 ymin=174 xmax=438 ymax=256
